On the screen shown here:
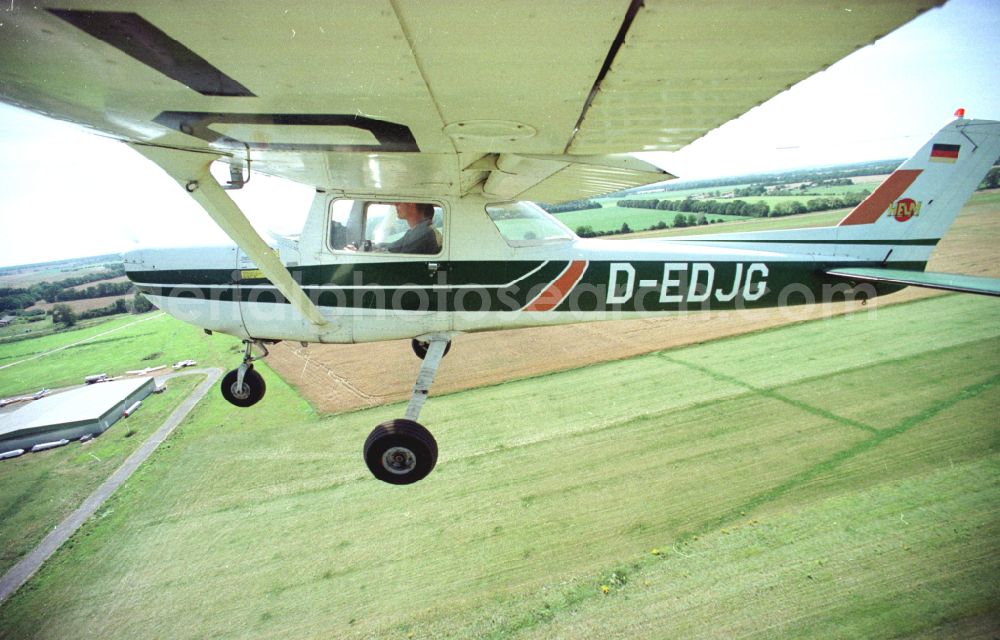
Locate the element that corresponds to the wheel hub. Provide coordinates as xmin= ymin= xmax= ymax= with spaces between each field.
xmin=229 ymin=382 xmax=250 ymax=400
xmin=381 ymin=446 xmax=417 ymax=474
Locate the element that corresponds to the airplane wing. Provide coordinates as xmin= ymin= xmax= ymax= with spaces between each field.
xmin=0 ymin=1 xmax=941 ymax=201
xmin=0 ymin=1 xmax=942 ymax=325
xmin=826 ymin=267 xmax=1000 ymax=297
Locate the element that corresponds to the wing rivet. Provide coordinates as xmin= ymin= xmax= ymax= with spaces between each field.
xmin=185 ymin=180 xmax=199 ymax=192
xmin=443 ymin=120 xmax=536 ymax=142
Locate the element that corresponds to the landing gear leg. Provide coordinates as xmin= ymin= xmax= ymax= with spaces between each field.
xmin=411 ymin=337 xmax=451 ymax=360
xmin=364 ymin=335 xmax=451 ymax=485
xmin=221 ymin=340 xmax=268 ymax=407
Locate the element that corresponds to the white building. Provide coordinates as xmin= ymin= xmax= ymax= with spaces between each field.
xmin=0 ymin=378 xmax=155 ymax=453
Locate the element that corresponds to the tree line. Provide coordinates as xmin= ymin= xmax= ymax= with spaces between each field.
xmin=541 ymin=199 xmax=603 ymax=214
xmin=607 ymin=159 xmax=902 ymax=200
xmin=616 ymin=190 xmax=871 ymax=218
xmin=0 ymin=264 xmax=131 ymax=312
xmin=49 ymin=293 xmax=152 ymax=328
xmin=575 ymin=213 xmax=716 ymax=238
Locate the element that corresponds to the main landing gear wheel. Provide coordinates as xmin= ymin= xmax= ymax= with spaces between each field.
xmin=365 ymin=335 xmax=450 ymax=484
xmin=411 ymin=338 xmax=451 ymax=360
xmin=363 ymin=419 xmax=438 ymax=485
xmin=221 ymin=366 xmax=266 ymax=407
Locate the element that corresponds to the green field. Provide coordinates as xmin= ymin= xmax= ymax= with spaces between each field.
xmin=621 ymin=189 xmax=1000 ymax=239
xmin=0 ymin=375 xmax=201 ymax=576
xmin=555 ymin=206 xmax=743 ymax=234
xmin=618 ymin=208 xmax=850 ymax=239
xmin=0 ymin=262 xmax=118 ymax=289
xmin=0 ymin=312 xmax=243 ymax=398
xmin=0 ymin=312 xmax=247 ymax=576
xmin=552 ymin=180 xmax=872 ymax=235
xmin=608 ymin=180 xmax=871 ymax=203
xmin=0 ymin=312 xmax=125 ymax=345
xmin=1 ymin=293 xmax=998 ymax=638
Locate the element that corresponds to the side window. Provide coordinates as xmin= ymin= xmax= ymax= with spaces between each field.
xmin=485 ymin=201 xmax=574 ymax=247
xmin=328 ymin=199 xmax=363 ymax=250
xmin=329 ymin=200 xmax=444 ymax=255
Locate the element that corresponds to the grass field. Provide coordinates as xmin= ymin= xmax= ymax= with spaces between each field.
xmin=608 ymin=181 xmax=871 ymax=203
xmin=26 ymin=293 xmax=131 ymax=314
xmin=565 ymin=189 xmax=998 ymax=240
xmin=550 ymin=181 xmax=874 ymax=234
xmin=0 ymin=312 xmax=242 ymax=398
xmin=0 ymin=312 xmax=135 ymax=345
xmin=554 ymin=206 xmax=743 ymax=234
xmin=618 ymin=208 xmax=849 ymax=239
xmin=0 ymin=312 xmax=246 ymax=576
xmin=0 ymin=375 xmax=202 ymax=576
xmin=0 ymin=263 xmax=117 ymax=289
xmin=0 ymin=293 xmax=997 ymax=638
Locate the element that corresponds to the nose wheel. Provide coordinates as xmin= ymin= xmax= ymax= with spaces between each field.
xmin=221 ymin=340 xmax=269 ymax=407
xmin=364 ymin=334 xmax=453 ymax=485
xmin=221 ymin=366 xmax=266 ymax=407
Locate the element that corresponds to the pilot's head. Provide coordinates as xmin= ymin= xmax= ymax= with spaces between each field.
xmin=396 ymin=202 xmax=434 ymax=222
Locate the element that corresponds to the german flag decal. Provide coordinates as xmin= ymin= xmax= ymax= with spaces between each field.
xmin=930 ymin=143 xmax=960 ymax=163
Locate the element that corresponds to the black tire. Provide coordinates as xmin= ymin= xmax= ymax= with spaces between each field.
xmin=363 ymin=419 xmax=438 ymax=485
xmin=220 ymin=367 xmax=266 ymax=408
xmin=411 ymin=338 xmax=452 ymax=360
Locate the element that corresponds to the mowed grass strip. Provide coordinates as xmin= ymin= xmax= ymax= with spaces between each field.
xmin=507 ymin=456 xmax=1000 ymax=640
xmin=0 ymin=294 xmax=998 ymax=639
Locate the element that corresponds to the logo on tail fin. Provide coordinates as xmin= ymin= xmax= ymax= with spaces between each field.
xmin=886 ymin=198 xmax=922 ymax=222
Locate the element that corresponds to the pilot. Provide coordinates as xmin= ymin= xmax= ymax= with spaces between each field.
xmin=376 ymin=202 xmax=439 ymax=254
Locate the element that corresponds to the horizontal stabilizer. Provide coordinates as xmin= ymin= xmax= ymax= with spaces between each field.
xmin=826 ymin=267 xmax=1000 ymax=297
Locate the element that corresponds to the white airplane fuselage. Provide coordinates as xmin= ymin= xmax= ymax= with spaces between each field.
xmin=124 ymin=192 xmax=905 ymax=345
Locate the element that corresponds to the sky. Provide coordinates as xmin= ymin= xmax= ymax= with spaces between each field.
xmin=0 ymin=0 xmax=998 ymax=268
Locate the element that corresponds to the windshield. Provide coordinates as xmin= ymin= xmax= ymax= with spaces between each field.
xmin=485 ymin=201 xmax=575 ymax=247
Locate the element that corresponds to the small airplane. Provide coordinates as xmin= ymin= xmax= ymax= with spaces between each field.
xmin=1 ymin=2 xmax=997 ymax=485
xmin=126 ymin=365 xmax=168 ymax=376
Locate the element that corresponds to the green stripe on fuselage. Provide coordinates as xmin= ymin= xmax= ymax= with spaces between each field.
xmin=131 ymin=259 xmax=922 ymax=313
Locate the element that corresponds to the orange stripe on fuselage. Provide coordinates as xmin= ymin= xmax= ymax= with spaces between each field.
xmin=524 ymin=260 xmax=588 ymax=311
xmin=838 ymin=169 xmax=922 ymax=226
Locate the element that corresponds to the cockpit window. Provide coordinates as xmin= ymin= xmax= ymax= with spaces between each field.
xmin=486 ymin=201 xmax=575 ymax=247
xmin=329 ymin=200 xmax=444 ymax=255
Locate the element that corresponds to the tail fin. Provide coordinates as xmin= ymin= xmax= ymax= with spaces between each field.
xmin=837 ymin=117 xmax=1000 ymax=242
xmin=825 ymin=117 xmax=1000 ymax=298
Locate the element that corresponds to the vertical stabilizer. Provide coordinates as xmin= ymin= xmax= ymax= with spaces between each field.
xmin=837 ymin=118 xmax=1000 ymax=242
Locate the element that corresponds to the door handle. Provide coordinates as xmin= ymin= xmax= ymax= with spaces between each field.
xmin=427 ymin=262 xmax=448 ymax=275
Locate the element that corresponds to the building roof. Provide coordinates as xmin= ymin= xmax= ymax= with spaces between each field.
xmin=0 ymin=378 xmax=153 ymax=438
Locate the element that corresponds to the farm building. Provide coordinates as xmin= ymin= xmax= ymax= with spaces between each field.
xmin=0 ymin=315 xmax=16 ymax=327
xmin=0 ymin=377 xmax=155 ymax=453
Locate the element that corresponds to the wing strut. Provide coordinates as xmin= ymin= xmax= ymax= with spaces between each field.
xmin=129 ymin=143 xmax=327 ymax=326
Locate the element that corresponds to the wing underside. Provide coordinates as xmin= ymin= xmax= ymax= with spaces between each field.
xmin=0 ymin=0 xmax=940 ymax=200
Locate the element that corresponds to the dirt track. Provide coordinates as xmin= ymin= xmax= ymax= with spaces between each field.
xmin=268 ymin=197 xmax=999 ymax=414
